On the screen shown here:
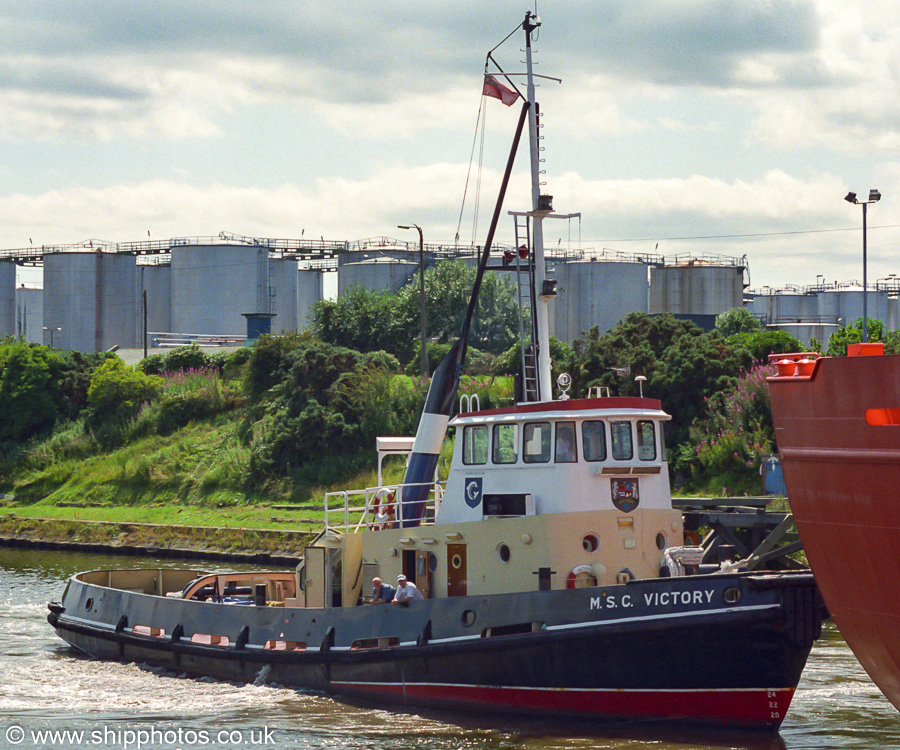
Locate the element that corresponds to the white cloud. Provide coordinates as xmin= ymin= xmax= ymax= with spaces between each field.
xmin=2 ymin=1 xmax=900 ymax=295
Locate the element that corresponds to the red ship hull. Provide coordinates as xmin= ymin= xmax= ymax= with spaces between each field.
xmin=768 ymin=349 xmax=900 ymax=712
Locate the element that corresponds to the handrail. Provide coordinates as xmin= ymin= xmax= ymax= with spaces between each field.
xmin=323 ymin=481 xmax=444 ymax=533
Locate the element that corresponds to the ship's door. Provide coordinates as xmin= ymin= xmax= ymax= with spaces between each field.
xmin=415 ymin=551 xmax=432 ymax=599
xmin=304 ymin=546 xmax=328 ymax=608
xmin=447 ymin=544 xmax=467 ymax=597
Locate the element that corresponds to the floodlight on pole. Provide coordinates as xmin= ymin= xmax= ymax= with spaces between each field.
xmin=844 ymin=188 xmax=882 ymax=343
xmin=42 ymin=325 xmax=61 ymax=348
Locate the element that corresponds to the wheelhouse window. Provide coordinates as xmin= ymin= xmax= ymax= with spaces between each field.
xmin=523 ymin=422 xmax=551 ymax=463
xmin=463 ymin=425 xmax=488 ymax=465
xmin=610 ymin=421 xmax=633 ymax=461
xmin=582 ymin=421 xmax=607 ymax=462
xmin=637 ymin=420 xmax=656 ymax=461
xmin=492 ymin=423 xmax=519 ymax=464
xmin=555 ymin=422 xmax=577 ymax=463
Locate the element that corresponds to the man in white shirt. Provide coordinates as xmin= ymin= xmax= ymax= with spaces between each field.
xmin=392 ymin=574 xmax=424 ymax=604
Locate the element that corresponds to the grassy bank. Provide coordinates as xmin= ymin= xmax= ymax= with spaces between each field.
xmin=0 ymin=514 xmax=313 ymax=557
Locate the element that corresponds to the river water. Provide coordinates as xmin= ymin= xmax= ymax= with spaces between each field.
xmin=1 ymin=548 xmax=897 ymax=750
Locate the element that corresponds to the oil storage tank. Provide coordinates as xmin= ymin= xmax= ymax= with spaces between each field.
xmin=15 ymin=285 xmax=43 ymax=343
xmin=552 ymin=258 xmax=649 ymax=342
xmin=746 ymin=288 xmax=817 ymax=325
xmin=298 ymin=267 xmax=324 ymax=331
xmin=337 ymin=256 xmax=417 ymax=295
xmin=650 ymin=257 xmax=745 ymax=316
xmin=818 ymin=285 xmax=890 ymax=327
xmin=43 ymin=251 xmax=139 ymax=352
xmin=137 ymin=262 xmax=172 ymax=338
xmin=171 ymin=244 xmax=269 ymax=336
xmin=268 ymin=258 xmax=298 ymax=333
xmin=0 ymin=261 xmax=15 ymax=337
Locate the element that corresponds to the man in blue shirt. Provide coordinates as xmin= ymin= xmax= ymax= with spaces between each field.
xmin=370 ymin=577 xmax=395 ymax=604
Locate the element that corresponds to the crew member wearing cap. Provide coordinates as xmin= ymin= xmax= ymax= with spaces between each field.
xmin=392 ymin=574 xmax=424 ymax=604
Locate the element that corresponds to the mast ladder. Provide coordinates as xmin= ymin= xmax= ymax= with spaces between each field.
xmin=513 ymin=213 xmax=540 ymax=402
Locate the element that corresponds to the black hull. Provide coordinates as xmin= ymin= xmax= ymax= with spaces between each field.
xmin=49 ymin=571 xmax=823 ymax=730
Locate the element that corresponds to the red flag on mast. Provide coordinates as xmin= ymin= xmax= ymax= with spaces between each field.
xmin=482 ymin=74 xmax=518 ymax=106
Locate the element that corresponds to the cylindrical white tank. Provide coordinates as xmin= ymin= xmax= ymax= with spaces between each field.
xmin=553 ymin=259 xmax=649 ymax=342
xmin=650 ymin=263 xmax=743 ymax=315
xmin=298 ymin=268 xmax=324 ymax=331
xmin=43 ymin=251 xmax=139 ymax=351
xmin=137 ymin=264 xmax=172 ymax=339
xmin=15 ymin=286 xmax=43 ymax=343
xmin=814 ymin=288 xmax=888 ymax=327
xmin=816 ymin=289 xmax=842 ymax=325
xmin=269 ymin=258 xmax=298 ymax=333
xmin=771 ymin=323 xmax=832 ymax=349
xmin=748 ymin=291 xmax=819 ymax=325
xmin=337 ymin=258 xmax=417 ymax=295
xmin=0 ymin=261 xmax=15 ymax=337
xmin=171 ymin=244 xmax=268 ymax=335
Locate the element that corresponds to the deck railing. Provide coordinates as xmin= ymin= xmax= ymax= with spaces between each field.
xmin=323 ymin=481 xmax=444 ymax=533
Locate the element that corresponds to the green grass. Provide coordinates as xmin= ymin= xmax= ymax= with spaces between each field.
xmin=0 ymin=408 xmax=441 ymax=532
xmin=3 ymin=502 xmax=322 ymax=531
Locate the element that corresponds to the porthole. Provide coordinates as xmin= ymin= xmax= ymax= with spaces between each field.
xmin=655 ymin=533 xmax=667 ymax=551
xmin=723 ymin=587 xmax=742 ymax=604
xmin=496 ymin=543 xmax=511 ymax=563
xmin=451 ymin=554 xmax=463 ymax=570
xmin=85 ymin=598 xmax=93 ymax=611
xmin=461 ymin=609 xmax=476 ymax=627
xmin=582 ymin=533 xmax=600 ymax=553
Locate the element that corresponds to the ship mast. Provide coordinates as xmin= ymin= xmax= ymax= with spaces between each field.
xmin=523 ymin=11 xmax=553 ymax=402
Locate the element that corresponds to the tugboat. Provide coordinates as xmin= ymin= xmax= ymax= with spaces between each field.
xmin=768 ymin=344 xmax=900 ymax=713
xmin=49 ymin=13 xmax=825 ymax=730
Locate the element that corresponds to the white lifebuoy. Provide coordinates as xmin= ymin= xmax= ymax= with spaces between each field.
xmin=373 ymin=488 xmax=395 ymax=525
xmin=567 ymin=564 xmax=597 ymax=589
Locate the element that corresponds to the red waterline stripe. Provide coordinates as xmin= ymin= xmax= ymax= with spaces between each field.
xmin=332 ymin=682 xmax=794 ymax=726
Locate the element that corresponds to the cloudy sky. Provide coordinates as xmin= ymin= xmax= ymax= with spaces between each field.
xmin=3 ymin=1 xmax=899 ymax=291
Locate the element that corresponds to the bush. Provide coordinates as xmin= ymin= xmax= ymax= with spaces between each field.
xmin=727 ymin=330 xmax=803 ymax=365
xmin=715 ymin=307 xmax=762 ymax=337
xmin=825 ymin=318 xmax=885 ymax=356
xmin=360 ymin=350 xmax=401 ymax=373
xmin=0 ymin=341 xmax=66 ymax=442
xmin=405 ymin=341 xmax=454 ymax=376
xmin=140 ymin=345 xmax=250 ymax=378
xmin=138 ymin=353 xmax=167 ymax=375
xmin=161 ymin=344 xmax=211 ymax=373
xmin=244 ymin=332 xmax=308 ymax=401
xmin=154 ymin=390 xmax=224 ymax=435
xmin=86 ymin=359 xmax=162 ymax=430
xmin=676 ymin=363 xmax=776 ymax=492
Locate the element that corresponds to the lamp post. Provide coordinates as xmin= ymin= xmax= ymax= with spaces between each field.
xmin=844 ymin=189 xmax=882 ymax=342
xmin=398 ymin=223 xmax=428 ymax=375
xmin=42 ymin=326 xmax=61 ymax=348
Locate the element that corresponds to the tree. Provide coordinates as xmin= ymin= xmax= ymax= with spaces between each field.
xmin=312 ymin=261 xmax=522 ymax=365
xmin=397 ymin=261 xmax=520 ymax=353
xmin=565 ymin=313 xmax=743 ymax=449
xmin=726 ymin=330 xmax=804 ymax=366
xmin=715 ymin=307 xmax=762 ymax=337
xmin=313 ymin=286 xmax=415 ymax=362
xmin=825 ymin=318 xmax=885 ymax=356
xmin=0 ymin=341 xmax=66 ymax=442
xmin=246 ymin=338 xmax=401 ymax=485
